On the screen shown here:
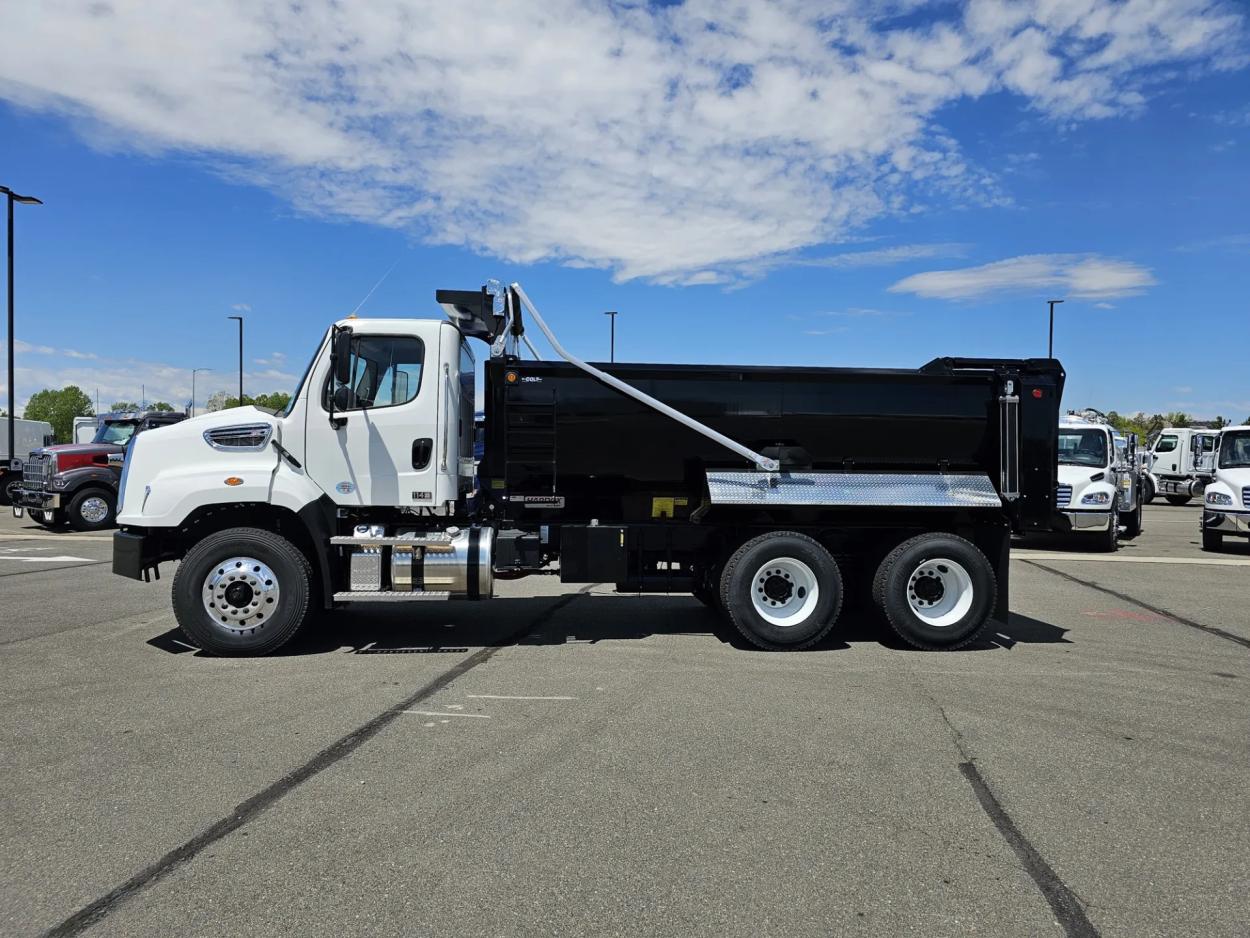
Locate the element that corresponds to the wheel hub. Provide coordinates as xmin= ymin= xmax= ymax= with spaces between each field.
xmin=905 ymin=558 xmax=974 ymax=627
xmin=762 ymin=573 xmax=794 ymax=603
xmin=911 ymin=571 xmax=946 ymax=605
xmin=80 ymin=496 xmax=109 ymax=524
xmin=202 ymin=557 xmax=280 ymax=631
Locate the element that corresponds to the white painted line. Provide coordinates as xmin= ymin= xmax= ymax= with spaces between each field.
xmin=402 ymin=710 xmax=490 ymax=719
xmin=465 ymin=694 xmax=578 ymax=701
xmin=0 ymin=533 xmax=112 ymax=542
xmin=1013 ymin=551 xmax=1250 ymax=567
xmin=0 ymin=554 xmax=96 ymax=564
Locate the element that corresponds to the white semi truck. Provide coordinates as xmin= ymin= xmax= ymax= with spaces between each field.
xmin=1 ymin=417 xmax=56 ymax=505
xmin=1145 ymin=427 xmax=1218 ymax=505
xmin=1200 ymin=425 xmax=1250 ymax=551
xmin=1052 ymin=413 xmax=1144 ymax=551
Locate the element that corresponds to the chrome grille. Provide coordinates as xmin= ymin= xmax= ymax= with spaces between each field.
xmin=1056 ymin=483 xmax=1073 ymax=508
xmin=1243 ymin=486 xmax=1250 ymax=508
xmin=22 ymin=453 xmax=54 ymax=489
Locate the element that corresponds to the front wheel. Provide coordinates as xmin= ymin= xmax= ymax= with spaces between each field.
xmin=875 ymin=533 xmax=996 ymax=651
xmin=1122 ymin=495 xmax=1143 ymax=539
xmin=719 ymin=531 xmax=843 ymax=650
xmin=1202 ymin=530 xmax=1224 ymax=552
xmin=172 ymin=527 xmax=313 ymax=656
xmin=1165 ymin=494 xmax=1192 ymax=506
xmin=66 ymin=488 xmax=116 ymax=531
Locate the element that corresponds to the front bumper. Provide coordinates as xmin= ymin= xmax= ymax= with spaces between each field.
xmin=1203 ymin=510 xmax=1250 ymax=536
xmin=1055 ymin=509 xmax=1112 ymax=532
xmin=12 ymin=488 xmax=60 ymax=511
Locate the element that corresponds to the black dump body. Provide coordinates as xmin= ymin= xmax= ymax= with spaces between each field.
xmin=482 ymin=356 xmax=1064 ymax=532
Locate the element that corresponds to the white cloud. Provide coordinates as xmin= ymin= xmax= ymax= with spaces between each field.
xmin=888 ymin=253 xmax=1156 ymax=301
xmin=1174 ymin=386 xmax=1194 ymax=394
xmin=0 ymin=1 xmax=1244 ymax=282
xmin=253 ymin=351 xmax=288 ymax=367
xmin=231 ymin=303 xmax=252 ymax=312
xmin=1093 ymin=301 xmax=1115 ymax=309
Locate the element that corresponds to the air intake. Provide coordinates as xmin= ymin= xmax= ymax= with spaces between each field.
xmin=203 ymin=423 xmax=273 ymax=451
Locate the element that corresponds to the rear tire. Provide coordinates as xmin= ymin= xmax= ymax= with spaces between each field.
xmin=875 ymin=533 xmax=996 ymax=651
xmin=1202 ymin=530 xmax=1224 ymax=552
xmin=1165 ymin=494 xmax=1192 ymax=506
xmin=173 ymin=527 xmax=313 ymax=656
xmin=719 ymin=531 xmax=843 ymax=650
xmin=1141 ymin=477 xmax=1155 ymax=504
xmin=66 ymin=488 xmax=116 ymax=531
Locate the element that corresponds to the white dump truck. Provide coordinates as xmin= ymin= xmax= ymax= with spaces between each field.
xmin=1200 ymin=425 xmax=1250 ymax=551
xmin=1 ymin=417 xmax=56 ymax=505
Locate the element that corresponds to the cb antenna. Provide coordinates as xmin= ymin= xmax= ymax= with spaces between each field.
xmin=347 ymin=259 xmax=400 ymax=319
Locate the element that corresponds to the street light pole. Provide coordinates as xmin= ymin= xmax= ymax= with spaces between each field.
xmin=191 ymin=368 xmax=212 ymax=417
xmin=1047 ymin=298 xmax=1064 ymax=359
xmin=227 ymin=315 xmax=244 ymax=405
xmin=604 ymin=310 xmax=617 ymax=363
xmin=3 ymin=185 xmax=43 ymax=468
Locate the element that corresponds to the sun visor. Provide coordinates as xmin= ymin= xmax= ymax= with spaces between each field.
xmin=436 ymin=287 xmax=505 ymax=342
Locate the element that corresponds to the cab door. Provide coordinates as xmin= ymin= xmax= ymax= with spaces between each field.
xmin=303 ymin=327 xmax=440 ymax=507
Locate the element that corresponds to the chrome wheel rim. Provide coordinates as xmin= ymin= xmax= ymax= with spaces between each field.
xmin=202 ymin=556 xmax=280 ymax=631
xmin=906 ymin=558 xmax=973 ymax=627
xmin=750 ymin=557 xmax=819 ymax=627
xmin=80 ymin=496 xmax=110 ymax=524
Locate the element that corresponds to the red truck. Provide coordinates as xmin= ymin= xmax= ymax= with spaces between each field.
xmin=13 ymin=410 xmax=186 ymax=531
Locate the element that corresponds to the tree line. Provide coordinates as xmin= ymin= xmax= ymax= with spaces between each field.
xmin=1103 ymin=411 xmax=1246 ymax=444
xmin=9 ymin=385 xmax=292 ymax=441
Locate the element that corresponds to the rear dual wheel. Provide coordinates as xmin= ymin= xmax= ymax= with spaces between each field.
xmin=873 ymin=533 xmax=996 ymax=651
xmin=719 ymin=531 xmax=843 ymax=650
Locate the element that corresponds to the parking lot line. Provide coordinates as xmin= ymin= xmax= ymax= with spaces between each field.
xmin=1012 ymin=551 xmax=1250 ymax=566
xmin=465 ymin=694 xmax=577 ymax=701
xmin=0 ymin=533 xmax=113 ymax=542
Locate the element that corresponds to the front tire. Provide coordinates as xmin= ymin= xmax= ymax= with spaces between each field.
xmin=719 ymin=531 xmax=843 ymax=650
xmin=173 ymin=527 xmax=313 ymax=656
xmin=1165 ymin=494 xmax=1192 ymax=506
xmin=1202 ymin=530 xmax=1224 ymax=552
xmin=875 ymin=533 xmax=996 ymax=651
xmin=1093 ymin=507 xmax=1120 ymax=552
xmin=66 ymin=488 xmax=116 ymax=531
xmin=1122 ymin=494 xmax=1143 ymax=539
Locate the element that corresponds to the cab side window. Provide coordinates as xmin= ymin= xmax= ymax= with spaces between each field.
xmin=1154 ymin=435 xmax=1178 ymax=453
xmin=325 ymin=335 xmax=425 ymax=411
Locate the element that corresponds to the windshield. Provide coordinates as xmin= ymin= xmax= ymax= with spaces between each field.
xmin=1058 ymin=428 xmax=1108 ymax=467
xmin=282 ymin=329 xmax=330 ymax=417
xmin=1218 ymin=431 xmax=1250 ymax=469
xmin=94 ymin=421 xmax=138 ymax=445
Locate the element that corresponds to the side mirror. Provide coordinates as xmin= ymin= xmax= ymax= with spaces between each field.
xmin=332 ymin=384 xmax=353 ymax=411
xmin=332 ymin=328 xmax=353 ymax=386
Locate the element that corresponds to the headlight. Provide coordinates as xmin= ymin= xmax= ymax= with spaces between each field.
xmin=52 ymin=477 xmax=68 ymax=489
xmin=1206 ymin=491 xmax=1234 ymax=506
xmin=1081 ymin=491 xmax=1112 ymax=505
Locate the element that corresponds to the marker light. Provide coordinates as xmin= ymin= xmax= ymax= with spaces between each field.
xmin=224 ymin=477 xmax=244 ymax=486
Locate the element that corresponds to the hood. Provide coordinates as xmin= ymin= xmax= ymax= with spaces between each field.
xmin=39 ymin=442 xmax=125 ymax=456
xmin=1056 ymin=463 xmax=1107 ymax=486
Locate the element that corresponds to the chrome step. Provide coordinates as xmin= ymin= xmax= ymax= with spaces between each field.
xmin=330 ymin=534 xmax=454 ymax=552
xmin=332 ymin=590 xmax=451 ymax=602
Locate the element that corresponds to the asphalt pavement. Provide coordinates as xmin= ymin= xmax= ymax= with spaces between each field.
xmin=1 ymin=503 xmax=1247 ymax=937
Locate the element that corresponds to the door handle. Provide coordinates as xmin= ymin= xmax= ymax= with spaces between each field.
xmin=412 ymin=438 xmax=433 ymax=470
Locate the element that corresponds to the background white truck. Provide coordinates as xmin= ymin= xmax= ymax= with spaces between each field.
xmin=1145 ymin=427 xmax=1218 ymax=505
xmin=1052 ymin=413 xmax=1144 ymax=551
xmin=1200 ymin=425 xmax=1250 ymax=551
xmin=1 ymin=417 xmax=56 ymax=505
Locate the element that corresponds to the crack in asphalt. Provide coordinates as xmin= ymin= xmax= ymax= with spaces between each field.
xmin=1021 ymin=559 xmax=1250 ymax=650
xmin=40 ymin=588 xmax=590 ymax=938
xmin=912 ymin=676 xmax=1100 ymax=938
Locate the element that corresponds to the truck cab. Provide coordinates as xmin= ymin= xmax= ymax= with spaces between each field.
xmin=1200 ymin=425 xmax=1250 ymax=551
xmin=0 ymin=417 xmax=55 ymax=506
xmin=15 ymin=410 xmax=187 ymax=530
xmin=1146 ymin=427 xmax=1218 ymax=505
xmin=1053 ymin=414 xmax=1143 ymax=550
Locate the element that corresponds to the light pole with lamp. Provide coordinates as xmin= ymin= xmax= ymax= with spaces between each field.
xmin=191 ymin=368 xmax=212 ymax=417
xmin=604 ymin=310 xmax=617 ymax=363
xmin=1047 ymin=298 xmax=1064 ymax=359
xmin=3 ymin=185 xmax=42 ymax=473
xmin=227 ymin=315 xmax=244 ymax=405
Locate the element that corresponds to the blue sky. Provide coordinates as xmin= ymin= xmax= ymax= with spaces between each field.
xmin=1 ymin=1 xmax=1248 ymax=419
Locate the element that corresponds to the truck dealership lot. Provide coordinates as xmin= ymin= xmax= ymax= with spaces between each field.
xmin=2 ymin=505 xmax=1247 ymax=937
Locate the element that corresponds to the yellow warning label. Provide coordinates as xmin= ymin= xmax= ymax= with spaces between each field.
xmin=651 ymin=496 xmax=689 ymax=519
